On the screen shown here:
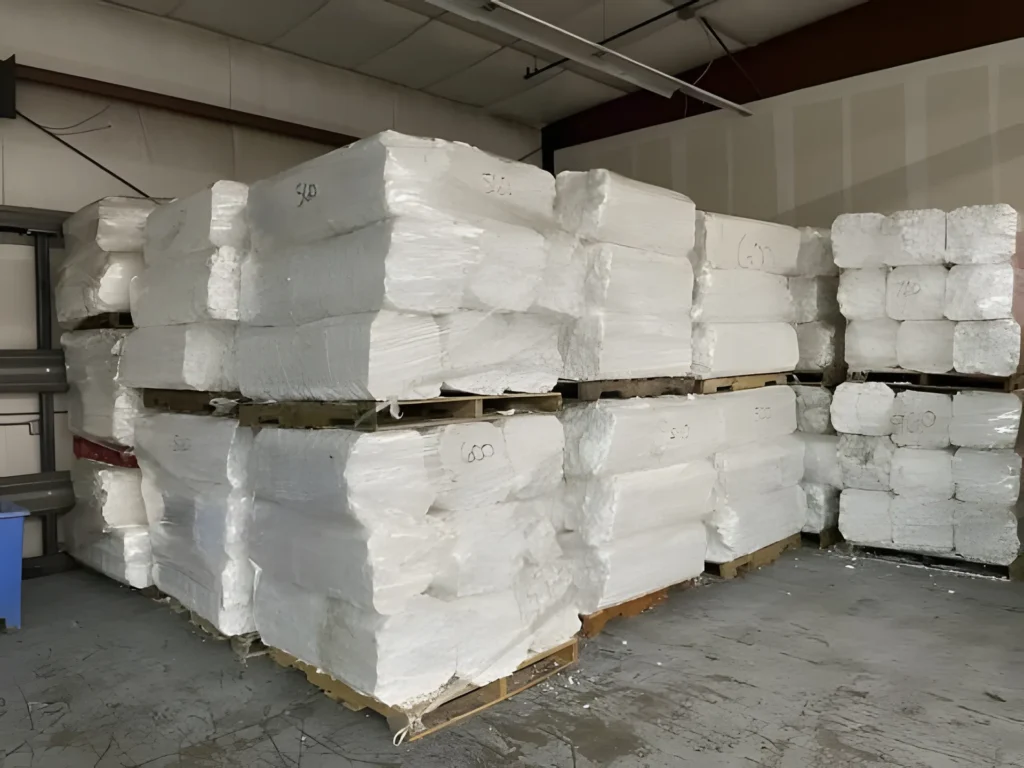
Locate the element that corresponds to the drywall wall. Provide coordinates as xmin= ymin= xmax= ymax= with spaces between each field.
xmin=555 ymin=37 xmax=1024 ymax=226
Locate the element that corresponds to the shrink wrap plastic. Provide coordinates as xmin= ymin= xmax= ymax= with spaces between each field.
xmin=949 ymin=391 xmax=1021 ymax=449
xmin=692 ymin=269 xmax=792 ymax=323
xmin=131 ymin=247 xmax=243 ymax=326
xmin=837 ymin=434 xmax=895 ymax=491
xmin=119 ymin=323 xmax=237 ymax=391
xmin=951 ymin=448 xmax=1021 ymax=505
xmin=796 ymin=227 xmax=838 ymax=277
xmin=802 ymin=483 xmax=840 ymax=534
xmin=790 ymin=277 xmax=840 ymax=323
xmin=144 ymin=180 xmax=249 ymax=263
xmin=792 ymin=385 xmax=834 ymax=435
xmin=796 ymin=320 xmax=843 ymax=371
xmin=63 ymin=196 xmax=156 ymax=254
xmin=794 ymin=433 xmax=841 ymax=488
xmin=706 ymin=485 xmax=806 ymax=563
xmin=692 ymin=322 xmax=798 ymax=378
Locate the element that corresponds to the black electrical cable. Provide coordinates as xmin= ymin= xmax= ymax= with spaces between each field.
xmin=699 ymin=16 xmax=762 ymax=100
xmin=17 ymin=109 xmax=152 ymax=198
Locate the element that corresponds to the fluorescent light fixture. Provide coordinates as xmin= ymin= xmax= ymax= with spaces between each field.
xmin=422 ymin=0 xmax=752 ymax=116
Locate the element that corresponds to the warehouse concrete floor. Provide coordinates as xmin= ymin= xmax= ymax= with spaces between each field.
xmin=2 ymin=551 xmax=1023 ymax=768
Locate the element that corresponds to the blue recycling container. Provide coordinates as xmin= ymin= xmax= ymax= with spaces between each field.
xmin=0 ymin=502 xmax=29 ymax=630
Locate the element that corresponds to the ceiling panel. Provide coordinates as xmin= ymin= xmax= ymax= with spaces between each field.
xmin=357 ymin=19 xmax=500 ymax=90
xmin=427 ymin=47 xmax=560 ymax=107
xmin=703 ymin=0 xmax=866 ymax=46
xmin=171 ymin=0 xmax=327 ymax=45
xmin=502 ymin=0 xmax=599 ymax=24
xmin=559 ymin=0 xmax=677 ymax=43
xmin=488 ymin=70 xmax=626 ymax=126
xmin=107 ymin=0 xmax=179 ymax=14
xmin=272 ymin=0 xmax=429 ymax=70
xmin=381 ymin=0 xmax=446 ymax=17
xmin=615 ymin=15 xmax=739 ymax=77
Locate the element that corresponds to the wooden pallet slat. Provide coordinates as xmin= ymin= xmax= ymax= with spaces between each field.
xmin=579 ymin=579 xmax=696 ymax=638
xmin=142 ymin=388 xmax=244 ymax=415
xmin=705 ymin=533 xmax=802 ymax=579
xmin=789 ymin=366 xmax=847 ymax=388
xmin=696 ymin=371 xmax=790 ymax=395
xmin=844 ymin=544 xmax=1024 ymax=581
xmin=557 ymin=376 xmax=695 ymax=401
xmin=848 ymin=369 xmax=1014 ymax=392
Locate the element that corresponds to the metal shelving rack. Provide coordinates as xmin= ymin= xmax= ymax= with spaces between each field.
xmin=0 ymin=204 xmax=76 ymax=577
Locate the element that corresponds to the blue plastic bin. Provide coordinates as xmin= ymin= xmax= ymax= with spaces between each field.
xmin=0 ymin=501 xmax=29 ymax=630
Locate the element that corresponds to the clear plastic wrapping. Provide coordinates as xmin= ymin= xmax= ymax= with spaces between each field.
xmin=896 ymin=320 xmax=954 ymax=373
xmin=56 ymin=246 xmax=144 ymax=329
xmin=792 ymin=384 xmax=834 ymax=435
xmin=802 ymin=482 xmax=840 ymax=534
xmin=795 ymin=433 xmax=842 ymax=488
xmin=692 ymin=212 xmax=801 ymax=275
xmin=831 ymin=382 xmax=895 ymax=436
xmin=838 ymin=268 xmax=887 ymax=320
xmin=796 ymin=320 xmax=844 ymax=372
xmin=705 ymin=485 xmax=805 ymax=563
xmin=144 ymin=180 xmax=249 ymax=263
xmin=63 ymin=196 xmax=157 ymax=253
xmin=837 ymin=434 xmax=895 ymax=491
xmin=713 ymin=436 xmax=805 ymax=497
xmin=692 ymin=269 xmax=792 ymax=322
xmin=131 ymin=247 xmax=243 ymax=326
xmin=945 ymin=204 xmax=1018 ymax=265
xmin=944 ymin=264 xmax=1013 ymax=320
xmin=790 ymin=277 xmax=840 ymax=323
xmin=952 ymin=448 xmax=1021 ymax=505
xmin=119 ymin=322 xmax=238 ymax=391
xmin=796 ymin=227 xmax=838 ymax=277
xmin=692 ymin=322 xmax=798 ymax=378
xmin=949 ymin=391 xmax=1021 ymax=449
xmin=885 ymin=266 xmax=946 ymax=320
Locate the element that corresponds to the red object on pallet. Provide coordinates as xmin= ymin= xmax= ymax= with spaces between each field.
xmin=73 ymin=436 xmax=138 ymax=468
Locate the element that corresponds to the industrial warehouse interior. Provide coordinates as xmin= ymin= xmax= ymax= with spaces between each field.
xmin=1 ymin=1 xmax=1023 ymax=766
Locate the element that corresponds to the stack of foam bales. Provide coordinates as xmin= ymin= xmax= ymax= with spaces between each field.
xmin=832 ymin=206 xmax=1020 ymax=375
xmin=237 ymin=131 xmax=565 ymax=401
xmin=789 ymin=228 xmax=844 ymax=375
xmin=553 ymin=170 xmax=695 ymax=380
xmin=834 ymin=382 xmax=1022 ymax=565
xmin=57 ymin=198 xmax=155 ymax=587
xmin=688 ymin=213 xmax=800 ymax=378
xmin=791 ymin=385 xmax=842 ymax=536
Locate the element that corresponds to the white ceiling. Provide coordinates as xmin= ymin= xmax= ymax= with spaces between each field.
xmin=105 ymin=0 xmax=866 ymax=128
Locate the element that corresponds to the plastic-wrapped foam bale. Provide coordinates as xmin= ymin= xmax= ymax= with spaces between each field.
xmin=423 ymin=421 xmax=515 ymax=511
xmin=693 ymin=269 xmax=793 ymax=322
xmin=794 ymin=433 xmax=841 ymax=487
xmin=891 ymin=496 xmax=955 ymax=553
xmin=790 ymin=277 xmax=840 ymax=323
xmin=950 ymin=391 xmax=1021 ymax=449
xmin=705 ymin=485 xmax=806 ymax=563
xmin=555 ymin=169 xmax=696 ymax=257
xmin=439 ymin=311 xmax=560 ymax=394
xmin=561 ymin=397 xmax=724 ymax=478
xmin=792 ymin=385 xmax=834 ymax=434
xmin=896 ymin=320 xmax=954 ymax=373
xmin=831 ymin=382 xmax=895 ymax=436
xmin=63 ymin=196 xmax=156 ymax=253
xmin=62 ymin=330 xmax=143 ymax=447
xmin=837 ymin=434 xmax=895 ymax=491
xmin=838 ymin=268 xmax=887 ymax=320
xmin=831 ymin=213 xmax=891 ymax=269
xmin=581 ymin=242 xmax=693 ymax=315
xmin=248 ymin=131 xmax=555 ymax=251
xmin=882 ymin=209 xmax=946 ymax=266
xmin=953 ymin=505 xmax=1020 ymax=565
xmin=839 ymin=489 xmax=893 ymax=546
xmin=501 ymin=415 xmax=565 ymax=500
xmin=953 ymin=320 xmax=1021 ymax=376
xmin=118 ymin=322 xmax=237 ymax=391
xmin=952 ymin=448 xmax=1021 ymax=505
xmin=714 ymin=437 xmax=804 ymax=498
xmin=796 ymin=320 xmax=843 ymax=372
xmin=944 ymin=264 xmax=1013 ymax=320
xmin=135 ymin=414 xmax=255 ymax=635
xmin=889 ymin=447 xmax=954 ymax=498
xmin=56 ymin=246 xmax=145 ymax=329
xmin=946 ymin=204 xmax=1019 ymax=265
xmin=802 ymin=483 xmax=840 ymax=533
xmin=885 ymin=266 xmax=947 ymax=320
xmin=692 ymin=212 xmax=800 ymax=275
xmin=237 ymin=312 xmax=442 ymax=401
xmin=562 ymin=312 xmax=692 ymax=380
xmin=714 ymin=385 xmax=797 ymax=450
xmin=131 ymin=247 xmax=243 ymax=326
xmin=65 ymin=459 xmax=152 ymax=588
xmin=692 ymin=322 xmax=798 ymax=378
xmin=890 ymin=390 xmax=951 ymax=448
xmin=845 ymin=319 xmax=899 ymax=371
xmin=143 ymin=180 xmax=248 ymax=263
xmin=796 ymin=227 xmax=838 ymax=277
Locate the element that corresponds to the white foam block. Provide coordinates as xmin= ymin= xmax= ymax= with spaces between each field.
xmin=714 ymin=436 xmax=805 ymax=498
xmin=890 ymin=390 xmax=952 ymax=448
xmin=692 ymin=322 xmax=798 ymax=378
xmin=500 ymin=415 xmax=565 ymax=500
xmin=68 ymin=459 xmax=147 ymax=532
xmin=555 ymin=169 xmax=696 ymax=257
xmin=838 ymin=489 xmax=893 ymax=546
xmin=831 ymin=213 xmax=891 ymax=269
xmin=581 ymin=242 xmax=693 ymax=314
xmin=118 ymin=323 xmax=237 ymax=391
xmin=693 ymin=269 xmax=793 ymax=322
xmin=845 ymin=319 xmax=899 ymax=371
xmin=831 ymin=382 xmax=895 ymax=436
xmin=790 ymin=277 xmax=840 ymax=323
xmin=792 ymin=385 xmax=834 ymax=434
xmin=883 ymin=209 xmax=946 ymax=266
xmin=144 ymin=180 xmax=249 ymax=264
xmin=67 ymin=526 xmax=152 ymax=589
xmin=891 ymin=496 xmax=955 ymax=553
xmin=890 ymin=447 xmax=953 ymax=498
xmin=693 ymin=212 xmax=800 ymax=275
xmin=424 ymin=421 xmax=515 ymax=511
xmin=714 ymin=385 xmax=798 ymax=450
xmin=563 ymin=312 xmax=692 ymax=380
xmin=429 ymin=505 xmax=528 ymax=598
xmin=56 ymin=246 xmax=144 ymax=328
xmin=838 ymin=268 xmax=887 ymax=320
xmin=885 ymin=266 xmax=947 ymax=320
xmin=62 ymin=329 xmax=143 ymax=448
xmin=953 ymin=505 xmax=1020 ymax=565
xmin=802 ymin=483 xmax=840 ymax=533
xmin=837 ymin=435 xmax=896 ymax=491
xmin=795 ymin=433 xmax=841 ymax=488
xmin=705 ymin=484 xmax=805 ymax=563
xmin=796 ymin=227 xmax=838 ymax=277
xmin=896 ymin=320 xmax=954 ymax=373
xmin=946 ymin=204 xmax=1019 ymax=265
xmin=796 ymin=320 xmax=843 ymax=372
xmin=63 ymin=196 xmax=157 ymax=253
xmin=131 ymin=247 xmax=242 ymax=326
xmin=952 ymin=448 xmax=1021 ymax=505
xmin=950 ymin=391 xmax=1022 ymax=449
xmin=944 ymin=264 xmax=1013 ymax=320
xmin=237 ymin=312 xmax=443 ymax=401
xmin=953 ymin=320 xmax=1021 ymax=376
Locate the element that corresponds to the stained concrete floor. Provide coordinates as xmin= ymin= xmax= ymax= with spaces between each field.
xmin=2 ymin=550 xmax=1023 ymax=768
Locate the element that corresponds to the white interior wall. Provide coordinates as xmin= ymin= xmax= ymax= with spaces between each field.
xmin=555 ymin=38 xmax=1024 ymax=227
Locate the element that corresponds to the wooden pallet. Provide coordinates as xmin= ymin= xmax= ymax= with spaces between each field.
xmin=73 ymin=312 xmax=133 ymax=331
xmin=556 ymin=376 xmax=695 ymax=401
xmin=580 ymin=579 xmax=696 ymax=638
xmin=695 ymin=371 xmax=790 ymax=395
xmin=848 ymin=369 xmax=1015 ymax=392
xmin=238 ymin=392 xmax=561 ymax=430
xmin=705 ymin=533 xmax=802 ymax=579
xmin=788 ymin=366 xmax=846 ymax=388
xmin=159 ymin=593 xmax=267 ymax=660
xmin=842 ymin=544 xmax=1024 ymax=581
xmin=269 ymin=638 xmax=578 ymax=742
xmin=142 ymin=389 xmax=244 ymax=416
xmin=801 ymin=528 xmax=843 ymax=550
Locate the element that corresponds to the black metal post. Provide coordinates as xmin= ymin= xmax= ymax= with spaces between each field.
xmin=34 ymin=233 xmax=55 ymax=476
